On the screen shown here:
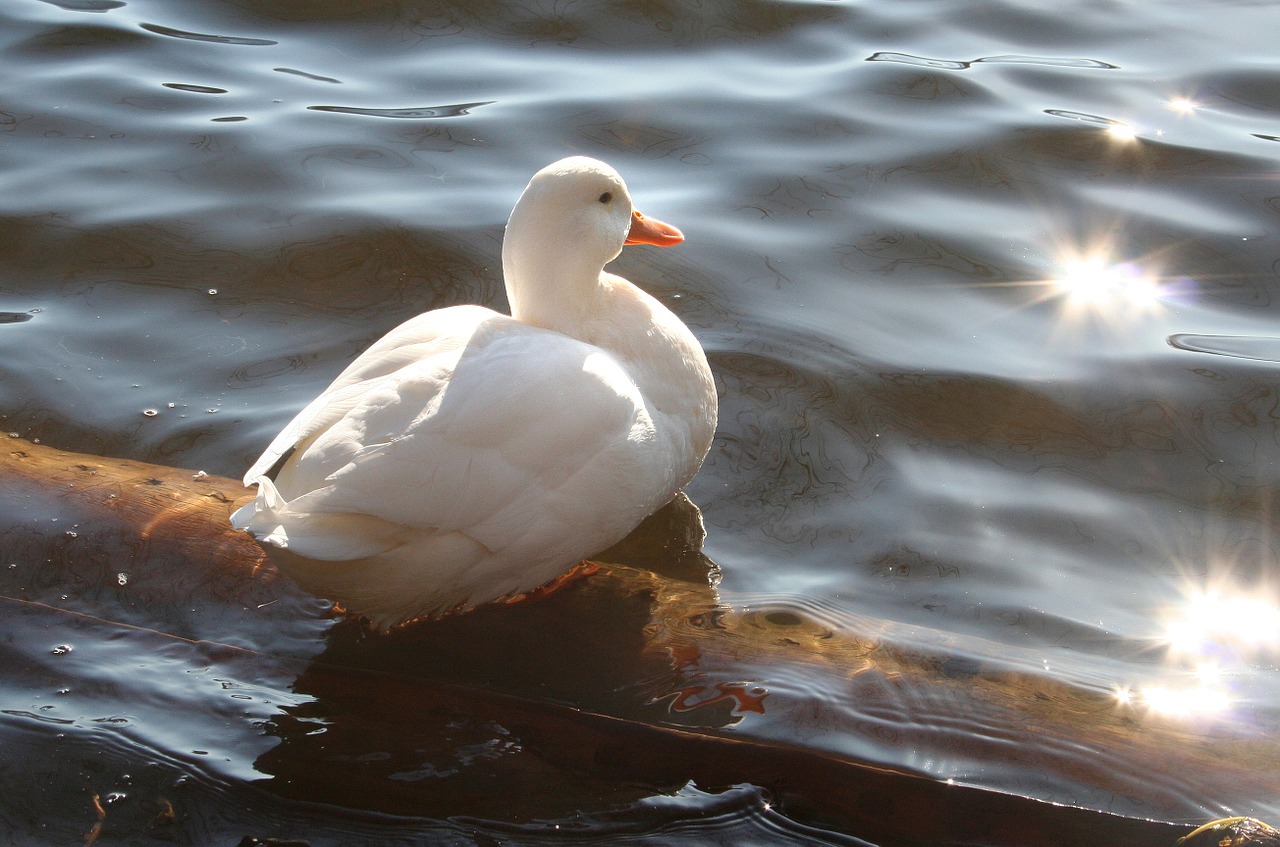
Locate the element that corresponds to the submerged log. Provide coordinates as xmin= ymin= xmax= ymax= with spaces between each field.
xmin=0 ymin=436 xmax=1274 ymax=845
xmin=1177 ymin=818 xmax=1280 ymax=847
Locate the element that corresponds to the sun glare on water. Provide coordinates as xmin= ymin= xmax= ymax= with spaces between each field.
xmin=1118 ymin=584 xmax=1280 ymax=719
xmin=1052 ymin=254 xmax=1165 ymax=314
xmin=1106 ymin=122 xmax=1138 ymax=142
xmin=1164 ymin=589 xmax=1280 ymax=656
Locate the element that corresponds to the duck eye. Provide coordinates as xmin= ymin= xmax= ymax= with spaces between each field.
xmin=598 ymin=191 xmax=613 ymax=204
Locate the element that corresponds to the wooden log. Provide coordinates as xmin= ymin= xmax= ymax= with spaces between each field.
xmin=0 ymin=436 xmax=1272 ymax=845
xmin=1176 ymin=817 xmax=1280 ymax=847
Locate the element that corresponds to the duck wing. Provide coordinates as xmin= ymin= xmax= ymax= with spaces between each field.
xmin=241 ymin=305 xmax=497 ymax=486
xmin=238 ymin=313 xmax=659 ymax=564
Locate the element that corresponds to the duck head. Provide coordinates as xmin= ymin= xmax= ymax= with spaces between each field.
xmin=502 ymin=156 xmax=683 ymax=331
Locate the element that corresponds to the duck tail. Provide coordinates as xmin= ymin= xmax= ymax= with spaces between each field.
xmin=229 ymin=476 xmax=290 ymax=547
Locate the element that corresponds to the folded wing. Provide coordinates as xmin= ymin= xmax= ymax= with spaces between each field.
xmin=234 ymin=309 xmax=660 ymax=566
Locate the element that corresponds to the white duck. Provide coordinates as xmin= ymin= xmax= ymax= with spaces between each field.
xmin=231 ymin=157 xmax=717 ymax=629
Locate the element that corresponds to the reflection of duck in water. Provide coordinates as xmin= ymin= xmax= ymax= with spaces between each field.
xmin=306 ymin=493 xmax=726 ymax=702
xmin=251 ymin=491 xmax=741 ymax=820
xmin=231 ymin=157 xmax=717 ymax=628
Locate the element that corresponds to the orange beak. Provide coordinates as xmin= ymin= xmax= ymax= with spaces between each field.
xmin=625 ymin=209 xmax=684 ymax=247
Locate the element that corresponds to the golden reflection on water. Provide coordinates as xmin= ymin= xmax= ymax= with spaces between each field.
xmin=1105 ymin=122 xmax=1138 ymax=142
xmin=1134 ymin=667 xmax=1232 ymax=719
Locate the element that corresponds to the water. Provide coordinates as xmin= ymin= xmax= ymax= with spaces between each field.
xmin=3 ymin=0 xmax=1280 ymax=843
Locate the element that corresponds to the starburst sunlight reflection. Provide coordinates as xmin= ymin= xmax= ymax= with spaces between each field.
xmin=1048 ymin=251 xmax=1169 ymax=323
xmin=1164 ymin=588 xmax=1280 ymax=656
xmin=972 ymin=201 xmax=1196 ymax=329
xmin=1119 ymin=583 xmax=1280 ymax=720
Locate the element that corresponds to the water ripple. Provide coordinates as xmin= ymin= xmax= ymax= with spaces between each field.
xmin=974 ymin=54 xmax=1118 ymax=69
xmin=36 ymin=0 xmax=125 ymax=10
xmin=867 ymin=52 xmax=1117 ymax=70
xmin=139 ymin=22 xmax=277 ymax=46
xmin=1168 ymin=333 xmax=1280 ymax=364
xmin=1044 ymin=108 xmax=1128 ymax=127
xmin=274 ymin=67 xmax=342 ymax=84
xmin=474 ymin=784 xmax=870 ymax=846
xmin=161 ymin=83 xmax=227 ymax=94
xmin=307 ymin=101 xmax=496 ymax=119
xmin=867 ymin=52 xmax=969 ymax=70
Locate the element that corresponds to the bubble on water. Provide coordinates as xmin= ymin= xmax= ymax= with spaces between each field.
xmin=142 ymin=409 xmax=159 ymax=417
xmin=51 ymin=644 xmax=73 ymax=655
xmin=64 ymin=531 xmax=78 ymax=539
xmin=192 ymin=470 xmax=209 ymax=480
xmin=116 ymin=572 xmax=129 ymax=586
xmin=207 ymin=288 xmax=218 ymax=295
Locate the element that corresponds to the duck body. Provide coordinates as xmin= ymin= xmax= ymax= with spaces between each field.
xmin=232 ymin=157 xmax=716 ymax=628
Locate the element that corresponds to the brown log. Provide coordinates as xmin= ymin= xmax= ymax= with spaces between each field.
xmin=1176 ymin=817 xmax=1280 ymax=847
xmin=0 ymin=436 xmax=1271 ymax=845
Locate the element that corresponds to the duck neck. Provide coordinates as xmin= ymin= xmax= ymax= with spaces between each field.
xmin=502 ymin=212 xmax=612 ymax=337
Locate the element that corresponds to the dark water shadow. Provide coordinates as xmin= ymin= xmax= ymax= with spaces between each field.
xmin=250 ymin=495 xmax=747 ymax=820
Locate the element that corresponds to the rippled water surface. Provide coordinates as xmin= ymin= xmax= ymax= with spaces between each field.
xmin=4 ymin=0 xmax=1280 ymax=844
